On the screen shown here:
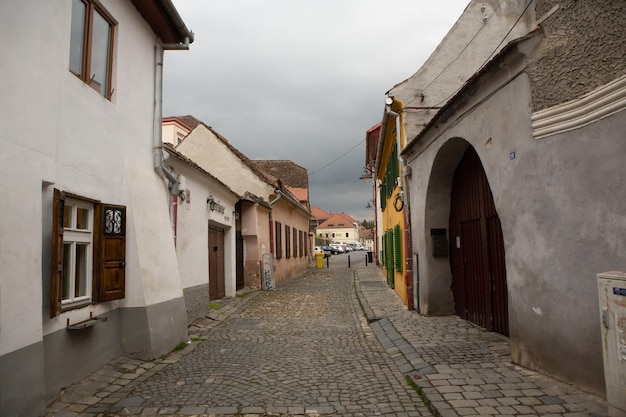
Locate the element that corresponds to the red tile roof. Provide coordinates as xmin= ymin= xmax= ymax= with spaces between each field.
xmin=317 ymin=212 xmax=357 ymax=229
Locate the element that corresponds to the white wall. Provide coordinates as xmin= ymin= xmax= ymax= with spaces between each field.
xmin=177 ymin=125 xmax=273 ymax=198
xmin=390 ymin=0 xmax=532 ymax=144
xmin=0 ymin=0 xmax=183 ymax=356
xmin=167 ymin=157 xmax=238 ymax=296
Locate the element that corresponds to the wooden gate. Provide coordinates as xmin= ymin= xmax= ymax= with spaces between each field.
xmin=208 ymin=225 xmax=225 ymax=300
xmin=449 ymin=147 xmax=509 ymax=336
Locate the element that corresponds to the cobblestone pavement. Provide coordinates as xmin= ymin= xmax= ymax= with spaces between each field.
xmin=46 ymin=257 xmax=609 ymax=417
xmin=355 ymin=263 xmax=609 ymax=417
xmin=46 ymin=259 xmax=431 ymax=417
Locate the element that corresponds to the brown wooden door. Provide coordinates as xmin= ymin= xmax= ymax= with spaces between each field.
xmin=450 ymin=147 xmax=509 ymax=336
xmin=208 ymin=226 xmax=225 ymax=300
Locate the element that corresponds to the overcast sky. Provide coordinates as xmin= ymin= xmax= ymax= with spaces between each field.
xmin=163 ymin=0 xmax=470 ymax=221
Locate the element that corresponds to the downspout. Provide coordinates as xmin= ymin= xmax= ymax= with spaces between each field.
xmin=153 ymin=44 xmax=180 ymax=193
xmin=385 ymin=98 xmax=415 ymax=311
xmin=269 ymin=189 xmax=282 ymax=206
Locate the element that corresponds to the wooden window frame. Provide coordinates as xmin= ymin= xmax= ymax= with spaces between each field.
xmin=293 ymin=228 xmax=298 ymax=258
xmin=275 ymin=221 xmax=282 ymax=259
xmin=69 ymin=0 xmax=117 ymax=99
xmin=51 ymin=189 xmax=126 ymax=317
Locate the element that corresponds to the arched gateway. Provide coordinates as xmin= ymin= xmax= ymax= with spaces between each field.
xmin=449 ymin=147 xmax=509 ymax=336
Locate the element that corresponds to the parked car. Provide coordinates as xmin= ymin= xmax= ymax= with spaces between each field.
xmin=314 ymin=246 xmax=331 ymax=258
xmin=329 ymin=243 xmax=344 ymax=253
xmin=321 ymin=245 xmax=338 ymax=255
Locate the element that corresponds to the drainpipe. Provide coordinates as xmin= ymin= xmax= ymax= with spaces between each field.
xmin=385 ymin=98 xmax=414 ymax=311
xmin=162 ymin=36 xmax=191 ymax=51
xmin=269 ymin=189 xmax=282 ymax=206
xmin=153 ymin=44 xmax=180 ymax=194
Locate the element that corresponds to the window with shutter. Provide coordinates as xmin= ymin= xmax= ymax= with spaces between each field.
xmin=96 ymin=204 xmax=126 ymax=301
xmin=394 ymin=224 xmax=402 ymax=272
xmin=275 ymin=222 xmax=282 ymax=259
xmin=50 ymin=189 xmax=126 ymax=317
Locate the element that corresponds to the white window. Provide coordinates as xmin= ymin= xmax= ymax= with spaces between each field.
xmin=61 ymin=198 xmax=93 ymax=306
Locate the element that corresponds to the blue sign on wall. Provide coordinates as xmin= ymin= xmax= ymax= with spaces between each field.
xmin=613 ymin=287 xmax=626 ymax=296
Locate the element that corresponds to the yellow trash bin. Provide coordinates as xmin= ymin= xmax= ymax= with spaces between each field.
xmin=315 ymin=252 xmax=324 ymax=269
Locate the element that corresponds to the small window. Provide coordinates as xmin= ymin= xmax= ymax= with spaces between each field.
xmin=285 ymin=226 xmax=291 ymax=259
xmin=275 ymin=222 xmax=282 ymax=259
xmin=51 ymin=189 xmax=126 ymax=317
xmin=346 ymin=233 xmax=349 ymax=238
xmin=69 ymin=0 xmax=116 ymax=99
xmin=61 ymin=198 xmax=94 ymax=306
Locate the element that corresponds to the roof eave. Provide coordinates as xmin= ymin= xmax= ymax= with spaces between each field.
xmin=131 ymin=0 xmax=194 ymax=45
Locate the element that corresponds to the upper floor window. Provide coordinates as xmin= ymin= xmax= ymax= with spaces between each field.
xmin=69 ymin=0 xmax=116 ymax=99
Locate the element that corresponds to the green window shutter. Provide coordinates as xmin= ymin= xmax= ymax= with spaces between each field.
xmin=382 ymin=230 xmax=392 ymax=287
xmin=394 ymin=224 xmax=402 ymax=272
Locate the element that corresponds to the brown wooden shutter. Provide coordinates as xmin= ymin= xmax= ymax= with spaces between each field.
xmin=96 ymin=203 xmax=126 ymax=301
xmin=50 ymin=189 xmax=65 ymax=317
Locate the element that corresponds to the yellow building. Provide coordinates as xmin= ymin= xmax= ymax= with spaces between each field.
xmin=376 ymin=98 xmax=413 ymax=309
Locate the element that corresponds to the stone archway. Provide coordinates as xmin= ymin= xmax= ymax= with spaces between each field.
xmin=420 ymin=138 xmax=470 ymax=315
xmin=449 ymin=147 xmax=509 ymax=336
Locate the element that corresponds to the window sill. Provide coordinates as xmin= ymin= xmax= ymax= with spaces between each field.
xmin=66 ymin=313 xmax=107 ymax=330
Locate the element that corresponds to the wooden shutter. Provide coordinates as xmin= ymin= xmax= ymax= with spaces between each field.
xmin=95 ymin=203 xmax=126 ymax=301
xmin=50 ymin=189 xmax=65 ymax=317
xmin=394 ymin=224 xmax=402 ymax=272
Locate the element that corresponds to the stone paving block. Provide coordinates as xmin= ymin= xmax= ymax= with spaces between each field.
xmin=438 ymin=408 xmax=460 ymax=417
xmin=474 ymin=406 xmax=498 ymax=414
xmin=204 ymin=406 xmax=238 ymax=414
xmin=477 ymin=398 xmax=501 ymax=407
xmin=455 ymin=407 xmax=477 ymax=416
xmin=180 ymin=406 xmax=207 ymax=415
xmin=496 ymin=405 xmax=516 ymax=414
xmin=534 ymin=404 xmax=567 ymax=413
xmin=539 ymin=394 xmax=566 ymax=404
xmin=436 ymin=385 xmax=464 ymax=394
xmin=462 ymin=391 xmax=485 ymax=400
xmin=448 ymin=399 xmax=480 ymax=408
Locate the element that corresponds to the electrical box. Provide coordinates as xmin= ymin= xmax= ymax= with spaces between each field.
xmin=597 ymin=271 xmax=626 ymax=417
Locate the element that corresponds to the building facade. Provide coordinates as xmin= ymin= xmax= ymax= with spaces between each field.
xmin=172 ymin=117 xmax=312 ymax=286
xmin=0 ymin=1 xmax=193 ymax=415
xmin=400 ymin=0 xmax=625 ymax=396
xmin=163 ymin=145 xmax=239 ymax=321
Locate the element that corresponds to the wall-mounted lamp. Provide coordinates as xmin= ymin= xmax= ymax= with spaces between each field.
xmin=206 ymin=196 xmax=225 ymax=213
xmin=207 ymin=196 xmax=217 ymax=211
xmin=359 ymin=169 xmax=372 ymax=182
xmin=366 ymin=199 xmax=374 ymax=209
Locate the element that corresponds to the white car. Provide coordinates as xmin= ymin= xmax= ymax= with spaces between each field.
xmin=329 ymin=243 xmax=344 ymax=253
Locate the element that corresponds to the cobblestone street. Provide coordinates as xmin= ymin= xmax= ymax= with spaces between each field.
xmin=47 ymin=256 xmax=609 ymax=417
xmin=47 ymin=258 xmax=432 ymax=416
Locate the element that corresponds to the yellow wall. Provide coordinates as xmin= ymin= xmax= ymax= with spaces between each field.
xmin=378 ymin=101 xmax=409 ymax=305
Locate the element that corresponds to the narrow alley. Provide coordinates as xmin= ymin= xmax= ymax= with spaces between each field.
xmin=46 ymin=257 xmax=608 ymax=417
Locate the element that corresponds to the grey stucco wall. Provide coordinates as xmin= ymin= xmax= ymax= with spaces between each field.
xmin=183 ymin=283 xmax=210 ymax=324
xmin=530 ymin=0 xmax=626 ymax=111
xmin=43 ymin=309 xmax=121 ymax=402
xmin=405 ymin=41 xmax=626 ymax=394
xmin=119 ymin=297 xmax=188 ymax=360
xmin=0 ymin=341 xmax=46 ymax=417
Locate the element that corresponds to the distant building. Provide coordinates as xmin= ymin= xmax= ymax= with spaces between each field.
xmin=315 ymin=212 xmax=359 ymax=245
xmin=171 ymin=116 xmax=312 ymax=286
